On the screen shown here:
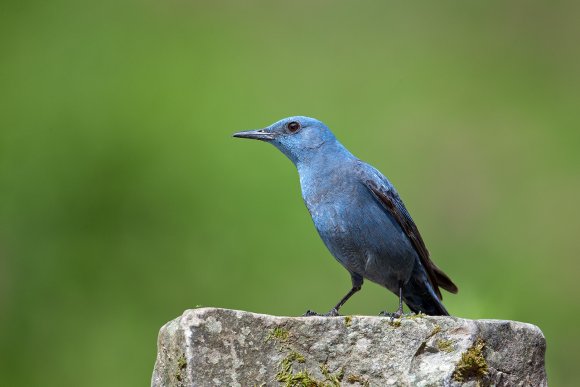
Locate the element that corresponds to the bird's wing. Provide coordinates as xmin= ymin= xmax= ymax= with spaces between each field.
xmin=356 ymin=161 xmax=458 ymax=299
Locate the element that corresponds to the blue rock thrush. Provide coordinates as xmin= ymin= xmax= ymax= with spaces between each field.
xmin=233 ymin=116 xmax=458 ymax=316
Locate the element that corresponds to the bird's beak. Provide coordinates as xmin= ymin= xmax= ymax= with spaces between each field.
xmin=232 ymin=129 xmax=275 ymax=141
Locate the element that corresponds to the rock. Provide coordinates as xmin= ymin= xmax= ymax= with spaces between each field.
xmin=151 ymin=308 xmax=546 ymax=387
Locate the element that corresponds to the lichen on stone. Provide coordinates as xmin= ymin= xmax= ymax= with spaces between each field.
xmin=453 ymin=338 xmax=488 ymax=383
xmin=266 ymin=326 xmax=290 ymax=343
xmin=436 ymin=339 xmax=455 ymax=353
xmin=344 ymin=316 xmax=352 ymax=327
xmin=388 ymin=319 xmax=402 ymax=328
xmin=177 ymin=355 xmax=187 ymax=369
xmin=405 ymin=312 xmax=426 ymax=320
xmin=275 ymin=351 xmax=310 ymax=386
xmin=174 ymin=354 xmax=187 ymax=382
xmin=346 ymin=373 xmax=370 ymax=386
xmin=279 ymin=351 xmax=304 ymax=373
xmin=429 ymin=324 xmax=442 ymax=337
xmin=320 ymin=362 xmax=345 ymax=386
xmin=276 ymin=351 xmax=346 ymax=387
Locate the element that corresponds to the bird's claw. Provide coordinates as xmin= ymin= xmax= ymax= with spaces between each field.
xmin=379 ymin=309 xmax=405 ymax=321
xmin=324 ymin=308 xmax=340 ymax=317
xmin=379 ymin=310 xmax=398 ymax=318
xmin=303 ymin=308 xmax=340 ymax=317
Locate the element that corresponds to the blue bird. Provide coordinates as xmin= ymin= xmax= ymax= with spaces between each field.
xmin=233 ymin=116 xmax=458 ymax=316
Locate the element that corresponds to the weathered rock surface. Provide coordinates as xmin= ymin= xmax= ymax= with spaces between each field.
xmin=151 ymin=308 xmax=546 ymax=387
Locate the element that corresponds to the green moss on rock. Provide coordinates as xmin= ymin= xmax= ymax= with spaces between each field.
xmin=436 ymin=339 xmax=455 ymax=353
xmin=320 ymin=362 xmax=344 ymax=386
xmin=276 ymin=351 xmax=346 ymax=387
xmin=346 ymin=373 xmax=370 ymax=386
xmin=453 ymin=338 xmax=488 ymax=383
xmin=344 ymin=316 xmax=353 ymax=327
xmin=429 ymin=324 xmax=442 ymax=337
xmin=405 ymin=312 xmax=426 ymax=320
xmin=174 ymin=354 xmax=187 ymax=382
xmin=266 ymin=326 xmax=290 ymax=343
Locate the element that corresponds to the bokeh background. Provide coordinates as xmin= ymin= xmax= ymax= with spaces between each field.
xmin=1 ymin=1 xmax=578 ymax=385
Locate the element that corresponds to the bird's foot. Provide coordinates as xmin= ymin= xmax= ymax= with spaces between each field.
xmin=324 ymin=308 xmax=340 ymax=317
xmin=379 ymin=308 xmax=406 ymax=321
xmin=302 ymin=308 xmax=340 ymax=317
xmin=379 ymin=310 xmax=401 ymax=318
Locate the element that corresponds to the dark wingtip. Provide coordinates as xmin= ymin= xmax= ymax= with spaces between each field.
xmin=434 ymin=267 xmax=459 ymax=294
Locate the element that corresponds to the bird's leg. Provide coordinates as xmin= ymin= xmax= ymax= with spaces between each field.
xmin=326 ymin=283 xmax=362 ymax=316
xmin=304 ymin=273 xmax=363 ymax=317
xmin=379 ymin=282 xmax=405 ymax=319
xmin=304 ymin=284 xmax=361 ymax=317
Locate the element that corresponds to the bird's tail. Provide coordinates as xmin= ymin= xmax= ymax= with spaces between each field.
xmin=402 ymin=265 xmax=449 ymax=316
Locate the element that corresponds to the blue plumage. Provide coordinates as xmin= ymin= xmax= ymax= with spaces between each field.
xmin=234 ymin=116 xmax=457 ymax=316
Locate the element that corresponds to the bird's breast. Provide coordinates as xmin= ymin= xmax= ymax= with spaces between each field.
xmin=301 ymin=177 xmax=417 ymax=285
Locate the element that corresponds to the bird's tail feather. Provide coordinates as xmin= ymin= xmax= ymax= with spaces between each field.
xmin=402 ymin=266 xmax=450 ymax=316
xmin=432 ymin=265 xmax=458 ymax=295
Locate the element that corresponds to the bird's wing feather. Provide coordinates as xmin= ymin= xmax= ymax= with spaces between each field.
xmin=356 ymin=161 xmax=458 ymax=298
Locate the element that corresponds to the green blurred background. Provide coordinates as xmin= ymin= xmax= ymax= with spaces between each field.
xmin=1 ymin=1 xmax=578 ymax=385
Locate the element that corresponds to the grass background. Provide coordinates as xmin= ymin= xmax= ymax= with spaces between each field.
xmin=1 ymin=1 xmax=578 ymax=385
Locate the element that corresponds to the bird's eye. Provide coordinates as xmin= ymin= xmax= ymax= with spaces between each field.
xmin=287 ymin=121 xmax=301 ymax=133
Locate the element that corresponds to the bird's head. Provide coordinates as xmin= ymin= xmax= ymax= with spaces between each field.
xmin=233 ymin=116 xmax=337 ymax=164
